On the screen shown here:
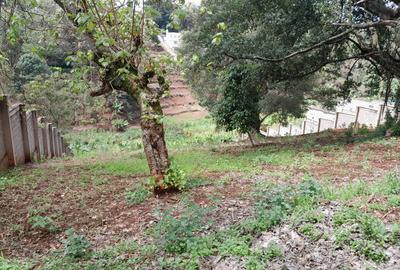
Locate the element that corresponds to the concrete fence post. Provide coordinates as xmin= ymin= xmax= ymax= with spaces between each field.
xmin=48 ymin=123 xmax=54 ymax=158
xmin=19 ymin=104 xmax=32 ymax=163
xmin=377 ymin=104 xmax=385 ymax=126
xmin=334 ymin=112 xmax=339 ymax=129
xmin=289 ymin=124 xmax=292 ymax=136
xmin=303 ymin=121 xmax=306 ymax=135
xmin=61 ymin=137 xmax=65 ymax=154
xmin=31 ymin=110 xmax=41 ymax=160
xmin=354 ymin=106 xmax=361 ymax=129
xmin=52 ymin=127 xmax=57 ymax=157
xmin=40 ymin=118 xmax=50 ymax=158
xmin=57 ymin=131 xmax=62 ymax=157
xmin=0 ymin=96 xmax=15 ymax=167
xmin=52 ymin=127 xmax=59 ymax=157
xmin=277 ymin=124 xmax=281 ymax=136
xmin=317 ymin=118 xmax=322 ymax=133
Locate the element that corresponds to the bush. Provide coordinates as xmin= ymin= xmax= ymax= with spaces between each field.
xmin=163 ymin=162 xmax=187 ymax=191
xmin=391 ymin=121 xmax=400 ymax=136
xmin=112 ymin=119 xmax=129 ymax=132
xmin=62 ymin=229 xmax=91 ymax=259
xmin=152 ymin=204 xmax=209 ymax=254
xmin=149 ymin=162 xmax=187 ymax=191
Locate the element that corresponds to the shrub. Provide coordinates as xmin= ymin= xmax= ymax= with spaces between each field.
xmin=152 ymin=204 xmax=209 ymax=254
xmin=163 ymin=162 xmax=187 ymax=191
xmin=344 ymin=126 xmax=354 ymax=144
xmin=148 ymin=162 xmax=187 ymax=191
xmin=356 ymin=124 xmax=370 ymax=135
xmin=299 ymin=177 xmax=322 ymax=198
xmin=391 ymin=121 xmax=400 ymax=137
xmin=112 ymin=119 xmax=129 ymax=132
xmin=28 ymin=215 xmax=57 ymax=233
xmin=63 ymin=229 xmax=91 ymax=259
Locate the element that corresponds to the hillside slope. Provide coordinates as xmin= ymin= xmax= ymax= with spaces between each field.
xmin=153 ymin=46 xmax=208 ymax=120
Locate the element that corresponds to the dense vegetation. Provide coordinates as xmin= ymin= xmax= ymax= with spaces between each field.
xmin=181 ymin=0 xmax=400 ymax=133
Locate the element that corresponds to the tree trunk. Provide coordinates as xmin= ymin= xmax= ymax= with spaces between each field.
xmin=141 ymin=117 xmax=170 ymax=189
xmin=136 ymin=82 xmax=170 ymax=191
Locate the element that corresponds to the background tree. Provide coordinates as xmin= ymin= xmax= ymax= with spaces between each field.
xmin=181 ymin=0 xmax=323 ymax=134
xmin=181 ymin=0 xmax=400 ymax=133
xmin=213 ymin=64 xmax=262 ymax=145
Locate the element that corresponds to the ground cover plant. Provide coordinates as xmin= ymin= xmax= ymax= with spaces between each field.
xmin=0 ymin=117 xmax=400 ymax=269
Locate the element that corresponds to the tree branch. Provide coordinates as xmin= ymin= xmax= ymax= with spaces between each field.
xmin=333 ymin=20 xmax=400 ymax=29
xmin=225 ymin=29 xmax=353 ymax=63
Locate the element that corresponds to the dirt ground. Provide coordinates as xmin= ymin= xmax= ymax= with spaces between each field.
xmin=1 ymin=135 xmax=400 ymax=261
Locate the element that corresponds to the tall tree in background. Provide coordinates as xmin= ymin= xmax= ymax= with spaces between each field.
xmin=181 ymin=0 xmax=400 ymax=132
xmin=181 ymin=0 xmax=325 ymax=134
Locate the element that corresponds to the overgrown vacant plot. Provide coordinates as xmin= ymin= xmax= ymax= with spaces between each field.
xmin=0 ymin=117 xmax=400 ymax=269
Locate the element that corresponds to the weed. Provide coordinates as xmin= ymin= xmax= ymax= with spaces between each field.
xmin=112 ymin=119 xmax=129 ymax=132
xmin=298 ymin=223 xmax=323 ymax=241
xmin=0 ymin=257 xmax=34 ymax=270
xmin=218 ymin=235 xmax=251 ymax=256
xmin=93 ymin=177 xmax=109 ymax=186
xmin=124 ymin=184 xmax=151 ymax=205
xmin=263 ymin=241 xmax=283 ymax=261
xmin=163 ymin=162 xmax=187 ymax=191
xmin=151 ymin=203 xmax=210 ymax=254
xmin=350 ymin=240 xmax=388 ymax=262
xmin=378 ymin=171 xmax=400 ymax=195
xmin=387 ymin=224 xmax=400 ymax=245
xmin=62 ymin=228 xmax=91 ymax=259
xmin=28 ymin=215 xmax=58 ymax=233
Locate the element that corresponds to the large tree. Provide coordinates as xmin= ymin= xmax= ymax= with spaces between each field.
xmin=181 ymin=0 xmax=400 ymax=131
xmin=181 ymin=0 xmax=329 ymax=133
xmin=1 ymin=0 xmax=178 ymax=191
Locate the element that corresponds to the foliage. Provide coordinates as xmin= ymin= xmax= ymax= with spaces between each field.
xmin=213 ymin=64 xmax=262 ymax=134
xmin=13 ymin=53 xmax=49 ymax=91
xmin=23 ymin=71 xmax=83 ymax=128
xmin=181 ymin=0 xmax=323 ymax=126
xmin=112 ymin=119 xmax=129 ymax=132
xmin=125 ymin=184 xmax=151 ymax=205
xmin=28 ymin=215 xmax=58 ymax=233
xmin=62 ymin=228 xmax=91 ymax=259
xmin=162 ymin=161 xmax=187 ymax=190
xmin=151 ymin=203 xmax=210 ymax=254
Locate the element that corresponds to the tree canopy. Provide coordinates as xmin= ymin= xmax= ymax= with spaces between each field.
xmin=181 ymin=0 xmax=400 ymax=133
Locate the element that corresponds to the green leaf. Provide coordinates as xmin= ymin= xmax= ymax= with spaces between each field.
xmin=217 ymin=22 xmax=227 ymax=31
xmin=212 ymin=33 xmax=223 ymax=45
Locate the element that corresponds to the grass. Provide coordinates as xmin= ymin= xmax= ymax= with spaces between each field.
xmin=1 ymin=116 xmax=400 ymax=269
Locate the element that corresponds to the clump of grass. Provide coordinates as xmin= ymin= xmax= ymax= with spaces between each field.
xmin=28 ymin=215 xmax=58 ymax=233
xmin=333 ymin=208 xmax=390 ymax=262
